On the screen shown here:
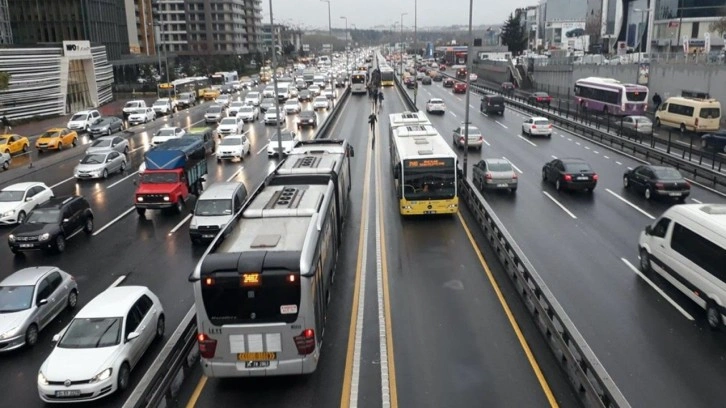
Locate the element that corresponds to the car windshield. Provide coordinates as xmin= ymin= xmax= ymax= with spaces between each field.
xmin=0 ymin=137 xmax=8 ymax=144
xmin=285 ymin=100 xmax=299 ymax=106
xmin=91 ymin=139 xmax=113 ymax=147
xmin=247 ymin=93 xmax=259 ymax=98
xmin=653 ymin=168 xmax=683 ymax=180
xmin=261 ymin=98 xmax=275 ymax=105
xmin=195 ymin=199 xmax=233 ymax=216
xmin=564 ymin=162 xmax=592 ymax=172
xmin=220 ymin=118 xmax=237 ymax=125
xmin=40 ymin=131 xmax=60 ymax=138
xmin=463 ymin=127 xmax=481 ymax=136
xmin=300 ymin=111 xmax=314 ymax=118
xmin=534 ymin=120 xmax=550 ymax=126
xmin=272 ymin=132 xmax=294 ymax=142
xmin=94 ymin=118 xmax=110 ymax=126
xmin=153 ymin=101 xmax=168 ymax=106
xmin=132 ymin=108 xmax=146 ymax=114
xmin=267 ymin=108 xmax=279 ymax=114
xmin=700 ymin=108 xmax=720 ymax=119
xmin=156 ymin=128 xmax=176 ymax=137
xmin=81 ymin=154 xmax=106 ymax=164
xmin=26 ymin=209 xmax=61 ymax=224
xmin=0 ymin=190 xmax=24 ymax=202
xmin=315 ymin=97 xmax=327 ymax=102
xmin=240 ymin=107 xmax=254 ymax=113
xmin=220 ymin=137 xmax=242 ymax=146
xmin=124 ymin=102 xmax=140 ymax=108
xmin=140 ymin=172 xmax=178 ymax=183
xmin=230 ymin=102 xmax=245 ymax=108
xmin=208 ymin=107 xmax=222 ymax=114
xmin=59 ymin=317 xmax=122 ymax=348
xmin=0 ymin=285 xmax=34 ymax=313
xmin=429 ymin=99 xmax=443 ymax=104
xmin=70 ymin=114 xmax=87 ymax=121
xmin=487 ymin=161 xmax=513 ymax=172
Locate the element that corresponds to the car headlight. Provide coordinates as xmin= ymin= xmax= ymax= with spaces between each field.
xmin=163 ymin=196 xmax=170 ymax=202
xmin=0 ymin=326 xmax=19 ymax=340
xmin=3 ymin=209 xmax=15 ymax=217
xmin=90 ymin=368 xmax=112 ymax=383
xmin=8 ymin=234 xmax=15 ymax=242
xmin=39 ymin=233 xmax=50 ymax=241
xmin=137 ymin=196 xmax=144 ymax=202
xmin=101 ymin=126 xmax=109 ymax=131
xmin=38 ymin=371 xmax=49 ymax=386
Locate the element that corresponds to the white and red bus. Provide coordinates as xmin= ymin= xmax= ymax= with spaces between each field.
xmin=574 ymin=77 xmax=649 ymax=115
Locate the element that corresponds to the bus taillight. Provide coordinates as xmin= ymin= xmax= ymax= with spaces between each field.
xmin=294 ymin=329 xmax=316 ymax=355
xmin=198 ymin=333 xmax=218 ymax=358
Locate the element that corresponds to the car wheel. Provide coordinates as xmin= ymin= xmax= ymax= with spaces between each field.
xmin=83 ymin=217 xmax=94 ymax=234
xmin=123 ymin=145 xmax=129 ymax=154
xmin=120 ymin=161 xmax=127 ymax=172
xmin=510 ymin=187 xmax=517 ymax=194
xmin=55 ymin=235 xmax=66 ymax=253
xmin=156 ymin=314 xmax=166 ymax=339
xmin=175 ymin=197 xmax=184 ymax=214
xmin=655 ymin=118 xmax=661 ymax=127
xmin=3 ymin=149 xmax=9 ymax=154
xmin=72 ymin=138 xmax=77 ymax=147
xmin=17 ymin=210 xmax=26 ymax=224
xmin=639 ymin=248 xmax=652 ymax=273
xmin=2 ymin=161 xmax=7 ymax=170
xmin=623 ymin=176 xmax=629 ymax=188
xmin=555 ymin=179 xmax=562 ymax=191
xmin=118 ymin=363 xmax=131 ymax=392
xmin=644 ymin=187 xmax=652 ymax=200
xmin=680 ymin=123 xmax=687 ymax=133
xmin=107 ymin=128 xmax=112 ymax=136
xmin=58 ymin=143 xmax=63 ymax=151
xmin=707 ymin=301 xmax=723 ymax=330
xmin=136 ymin=208 xmax=146 ymax=216
xmin=22 ymin=144 xmax=28 ymax=152
xmin=541 ymin=169 xmax=547 ymax=181
xmin=25 ymin=324 xmax=39 ymax=347
xmin=67 ymin=289 xmax=78 ymax=309
xmin=102 ymin=169 xmax=108 ymax=179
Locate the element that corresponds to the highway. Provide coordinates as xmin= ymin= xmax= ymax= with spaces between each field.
xmin=404 ymin=77 xmax=726 ymax=408
xmin=0 ymin=83 xmax=340 ymax=408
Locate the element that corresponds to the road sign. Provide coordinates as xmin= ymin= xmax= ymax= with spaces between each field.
xmin=322 ymin=44 xmax=332 ymax=52
xmin=302 ymin=44 xmax=310 ymax=52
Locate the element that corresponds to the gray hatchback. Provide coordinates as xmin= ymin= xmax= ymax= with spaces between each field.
xmin=0 ymin=266 xmax=78 ymax=351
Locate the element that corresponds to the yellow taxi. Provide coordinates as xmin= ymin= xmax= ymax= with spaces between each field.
xmin=0 ymin=134 xmax=30 ymax=155
xmin=35 ymin=128 xmax=78 ymax=152
xmin=203 ymin=88 xmax=221 ymax=100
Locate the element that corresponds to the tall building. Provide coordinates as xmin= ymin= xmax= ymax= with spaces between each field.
xmin=155 ymin=0 xmax=187 ymax=53
xmin=652 ymin=0 xmax=726 ymax=52
xmin=7 ymin=0 xmax=129 ymax=61
xmin=0 ymin=0 xmax=11 ymax=44
xmin=125 ymin=0 xmax=157 ymax=55
xmin=182 ymin=0 xmax=262 ymax=55
xmin=261 ymin=24 xmax=303 ymax=55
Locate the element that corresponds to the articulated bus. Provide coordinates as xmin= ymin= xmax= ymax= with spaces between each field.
xmin=210 ymin=71 xmax=239 ymax=87
xmin=574 ymin=77 xmax=649 ymax=116
xmin=158 ymin=77 xmax=211 ymax=99
xmin=350 ymin=70 xmax=369 ymax=94
xmin=388 ymin=115 xmax=459 ymax=215
xmin=389 ymin=111 xmax=431 ymax=131
xmin=190 ymin=141 xmax=354 ymax=377
xmin=380 ymin=66 xmax=395 ymax=86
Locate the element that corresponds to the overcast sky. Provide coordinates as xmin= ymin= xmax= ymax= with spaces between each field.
xmin=261 ymin=0 xmax=538 ymax=30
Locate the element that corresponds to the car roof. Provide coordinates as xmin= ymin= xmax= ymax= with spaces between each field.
xmin=483 ymin=158 xmax=510 ymax=166
xmin=76 ymin=286 xmax=149 ymax=318
xmin=93 ymin=135 xmax=121 ymax=141
xmin=429 ymin=98 xmax=444 ymax=102
xmin=560 ymin=158 xmax=588 ymax=163
xmin=45 ymin=128 xmax=65 ymax=132
xmin=199 ymin=182 xmax=244 ymax=200
xmin=531 ymin=117 xmax=550 ymax=121
xmin=72 ymin=110 xmax=97 ymax=115
xmin=36 ymin=196 xmax=81 ymax=209
xmin=0 ymin=134 xmax=21 ymax=138
xmin=0 ymin=266 xmax=59 ymax=286
xmin=2 ymin=182 xmax=45 ymax=191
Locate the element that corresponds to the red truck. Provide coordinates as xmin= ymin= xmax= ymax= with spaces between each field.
xmin=135 ymin=137 xmax=208 ymax=216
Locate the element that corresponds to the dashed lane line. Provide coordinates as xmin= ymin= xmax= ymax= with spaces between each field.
xmin=605 ymin=188 xmax=655 ymax=220
xmin=542 ymin=191 xmax=577 ymax=219
xmin=621 ymin=258 xmax=695 ymax=321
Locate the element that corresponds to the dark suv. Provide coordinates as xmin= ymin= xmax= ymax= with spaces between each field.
xmin=8 ymin=196 xmax=94 ymax=255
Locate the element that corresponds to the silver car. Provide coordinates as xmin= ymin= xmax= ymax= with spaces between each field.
xmin=74 ymin=151 xmax=127 ymax=180
xmin=85 ymin=136 xmax=129 ymax=155
xmin=0 ymin=266 xmax=78 ymax=351
xmin=0 ymin=151 xmax=9 ymax=171
xmin=622 ymin=115 xmax=653 ymax=135
xmin=472 ymin=158 xmax=518 ymax=193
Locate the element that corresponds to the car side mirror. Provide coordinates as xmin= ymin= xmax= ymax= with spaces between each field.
xmin=644 ymin=225 xmax=653 ymax=235
xmin=52 ymin=333 xmax=60 ymax=343
xmin=38 ymin=298 xmax=48 ymax=306
xmin=26 ymin=197 xmax=33 ymax=202
xmin=127 ymin=332 xmax=140 ymax=342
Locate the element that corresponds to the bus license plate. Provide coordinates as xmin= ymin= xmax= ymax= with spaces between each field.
xmin=245 ymin=361 xmax=270 ymax=368
xmin=424 ymin=210 xmax=437 ymax=214
xmin=55 ymin=390 xmax=81 ymax=398
xmin=238 ymin=352 xmax=276 ymax=361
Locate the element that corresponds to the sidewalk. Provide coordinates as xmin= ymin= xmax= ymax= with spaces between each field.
xmin=5 ymin=95 xmax=156 ymax=137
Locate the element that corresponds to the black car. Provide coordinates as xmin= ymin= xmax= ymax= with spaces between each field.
xmin=89 ymin=117 xmax=125 ymax=138
xmin=623 ymin=165 xmax=690 ymax=202
xmin=298 ymin=90 xmax=313 ymax=102
xmin=542 ymin=158 xmax=598 ymax=192
xmin=9 ymin=196 xmax=94 ymax=255
xmin=421 ymin=76 xmax=432 ymax=85
xmin=432 ymin=74 xmax=443 ymax=82
xmin=481 ymin=95 xmax=505 ymax=115
xmin=528 ymin=92 xmax=552 ymax=105
xmin=335 ymin=78 xmax=346 ymax=88
xmin=297 ymin=110 xmax=318 ymax=129
xmin=220 ymin=84 xmax=235 ymax=94
xmin=443 ymin=78 xmax=455 ymax=88
xmin=501 ymin=82 xmax=515 ymax=95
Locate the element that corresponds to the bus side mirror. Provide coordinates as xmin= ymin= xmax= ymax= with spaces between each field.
xmin=347 ymin=146 xmax=355 ymax=158
xmin=644 ymin=225 xmax=653 ymax=235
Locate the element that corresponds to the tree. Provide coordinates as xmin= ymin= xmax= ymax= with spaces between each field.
xmin=500 ymin=13 xmax=527 ymax=54
xmin=711 ymin=16 xmax=726 ymax=35
xmin=0 ymin=71 xmax=10 ymax=91
xmin=585 ymin=8 xmax=603 ymax=45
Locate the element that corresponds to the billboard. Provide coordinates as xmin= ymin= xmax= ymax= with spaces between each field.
xmin=545 ymin=21 xmax=586 ymax=45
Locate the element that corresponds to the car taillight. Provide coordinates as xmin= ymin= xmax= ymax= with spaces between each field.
xmin=460 ymin=137 xmax=465 ymax=142
xmin=685 ymin=181 xmax=691 ymax=188
xmin=532 ymin=125 xmax=537 ymax=129
xmin=548 ymin=124 xmax=552 ymax=128
xmin=564 ymin=174 xmax=572 ymax=182
xmin=294 ymin=329 xmax=316 ymax=355
xmin=655 ymin=182 xmax=664 ymax=189
xmin=197 ymin=333 xmax=218 ymax=359
xmin=592 ymin=174 xmax=599 ymax=181
xmin=485 ymin=173 xmax=492 ymax=180
xmin=537 ymin=97 xmax=543 ymax=101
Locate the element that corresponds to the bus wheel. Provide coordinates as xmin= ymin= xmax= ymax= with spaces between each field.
xmin=655 ymin=118 xmax=661 ymax=127
xmin=680 ymin=123 xmax=686 ymax=133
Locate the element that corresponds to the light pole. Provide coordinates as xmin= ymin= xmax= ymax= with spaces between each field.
xmin=400 ymin=13 xmax=407 ymax=78
xmin=268 ymin=0 xmax=283 ymax=157
xmin=320 ymin=0 xmax=332 ymax=37
xmin=153 ymin=21 xmax=162 ymax=99
xmin=340 ymin=16 xmax=349 ymax=77
xmin=462 ymin=0 xmax=473 ymax=179
xmin=413 ymin=0 xmax=418 ymax=106
xmin=634 ymin=8 xmax=653 ymax=60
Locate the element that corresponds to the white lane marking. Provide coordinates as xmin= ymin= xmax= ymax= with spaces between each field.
xmin=605 ymin=188 xmax=656 ymax=220
xmin=51 ymin=176 xmax=75 ymax=189
xmin=226 ymin=165 xmax=245 ymax=182
xmin=495 ymin=121 xmax=508 ymax=129
xmin=256 ymin=143 xmax=269 ymax=155
xmin=469 ymin=104 xmax=475 ymax=109
xmin=129 ymin=145 xmax=146 ymax=153
xmin=168 ymin=214 xmax=192 ymax=235
xmin=517 ymin=134 xmax=537 ymax=147
xmin=109 ymin=275 xmax=126 ymax=289
xmin=93 ymin=206 xmax=135 ymax=236
xmin=560 ymin=134 xmax=565 ymax=138
xmin=621 ymin=258 xmax=695 ymax=321
xmin=585 ymin=146 xmax=590 ymax=150
xmin=542 ymin=191 xmax=577 ymax=219
xmin=480 ymin=111 xmax=488 ymax=117
xmin=616 ymin=161 xmax=623 ymax=165
xmin=502 ymin=157 xmax=523 ymax=174
xmin=483 ymin=139 xmax=491 ymax=146
xmin=567 ymin=138 xmax=572 ymax=141
xmin=576 ymin=142 xmax=581 ymax=146
xmin=456 ymin=97 xmax=463 ymax=102
xmin=450 ymin=112 xmax=457 ymax=118
xmin=627 ymin=166 xmax=633 ymax=170
xmin=551 ymin=155 xmax=558 ymax=159
xmin=108 ymin=170 xmax=139 ymax=189
xmin=603 ymin=155 xmax=610 ymax=159
xmin=691 ymin=198 xmax=703 ymax=204
xmin=593 ymin=151 xmax=599 ymax=154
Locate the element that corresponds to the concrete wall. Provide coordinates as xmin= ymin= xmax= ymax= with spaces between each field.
xmin=472 ymin=60 xmax=511 ymax=84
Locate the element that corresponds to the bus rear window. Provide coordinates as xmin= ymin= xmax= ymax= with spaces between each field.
xmin=626 ymin=91 xmax=647 ymax=102
xmin=201 ymin=269 xmax=301 ymax=325
xmin=699 ymin=108 xmax=720 ymax=119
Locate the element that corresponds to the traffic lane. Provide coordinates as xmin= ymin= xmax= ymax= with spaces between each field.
xmin=424 ymin=85 xmax=726 ymax=406
xmin=186 ymin=89 xmax=365 ymax=408
xmin=378 ymin=92 xmax=565 ymax=407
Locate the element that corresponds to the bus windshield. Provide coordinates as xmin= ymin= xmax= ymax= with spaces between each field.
xmin=380 ymin=71 xmax=394 ymax=81
xmin=351 ymin=74 xmax=366 ymax=84
xmin=402 ymin=158 xmax=456 ymax=200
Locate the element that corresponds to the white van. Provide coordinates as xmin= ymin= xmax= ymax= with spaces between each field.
xmin=655 ymin=96 xmax=721 ymax=133
xmin=638 ymin=204 xmax=726 ymax=329
xmin=188 ymin=182 xmax=248 ymax=244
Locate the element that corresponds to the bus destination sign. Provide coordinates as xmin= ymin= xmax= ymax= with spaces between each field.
xmin=405 ymin=158 xmax=453 ymax=168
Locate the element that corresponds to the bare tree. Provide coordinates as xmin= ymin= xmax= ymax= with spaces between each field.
xmin=710 ymin=16 xmax=726 ymax=35
xmin=585 ymin=9 xmax=603 ymax=44
xmin=0 ymin=71 xmax=10 ymax=91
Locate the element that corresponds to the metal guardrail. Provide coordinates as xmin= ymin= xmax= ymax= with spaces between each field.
xmin=123 ymin=85 xmax=352 ymax=408
xmin=395 ymin=74 xmax=631 ymax=408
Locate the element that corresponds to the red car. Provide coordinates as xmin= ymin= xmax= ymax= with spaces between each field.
xmin=443 ymin=78 xmax=455 ymax=88
xmin=453 ymin=82 xmax=467 ymax=93
xmin=439 ymin=64 xmax=446 ymax=71
xmin=528 ymin=92 xmax=552 ymax=105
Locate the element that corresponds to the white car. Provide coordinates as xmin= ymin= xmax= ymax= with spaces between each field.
xmin=322 ymin=89 xmax=335 ymax=100
xmin=426 ymin=98 xmax=446 ymax=114
xmin=37 ymin=286 xmax=165 ymax=403
xmin=226 ymin=101 xmax=246 ymax=117
xmin=308 ymin=85 xmax=321 ymax=96
xmin=217 ymin=117 xmax=244 ymax=137
xmin=288 ymin=87 xmax=299 ymax=98
xmin=284 ymin=99 xmax=302 ymax=114
xmin=237 ymin=106 xmax=259 ymax=122
xmin=204 ymin=105 xmax=225 ymax=123
xmin=215 ymin=94 xmax=231 ymax=107
xmin=262 ymin=86 xmax=276 ymax=99
xmin=267 ymin=130 xmax=298 ymax=156
xmin=244 ymin=92 xmax=262 ymax=106
xmin=216 ymin=134 xmax=251 ymax=162
xmin=0 ymin=182 xmax=54 ymax=225
xmin=264 ymin=107 xmax=286 ymax=125
xmin=521 ymin=116 xmax=553 ymax=137
xmin=469 ymin=73 xmax=478 ymax=81
xmin=126 ymin=108 xmax=156 ymax=125
xmin=151 ymin=126 xmax=186 ymax=146
xmin=67 ymin=110 xmax=101 ymax=132
xmin=312 ymin=96 xmax=331 ymax=110
xmin=152 ymin=98 xmax=175 ymax=116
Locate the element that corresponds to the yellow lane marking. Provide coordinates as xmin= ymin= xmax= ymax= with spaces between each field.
xmin=185 ymin=374 xmax=208 ymax=408
xmin=456 ymin=212 xmax=559 ymax=407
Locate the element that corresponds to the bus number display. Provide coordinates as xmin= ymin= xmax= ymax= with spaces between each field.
xmin=240 ymin=273 xmax=261 ymax=287
xmin=405 ymin=158 xmax=452 ymax=168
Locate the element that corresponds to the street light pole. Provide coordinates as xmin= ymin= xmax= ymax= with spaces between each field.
xmin=634 ymin=8 xmax=652 ymax=65
xmin=400 ymin=13 xmax=407 ymax=78
xmin=340 ymin=16 xmax=349 ymax=77
xmin=413 ymin=0 xmax=418 ymax=106
xmin=269 ymin=0 xmax=283 ymax=156
xmin=154 ymin=22 xmax=162 ymax=99
xmin=320 ymin=0 xmax=332 ymax=37
xmin=462 ymin=0 xmax=474 ymax=179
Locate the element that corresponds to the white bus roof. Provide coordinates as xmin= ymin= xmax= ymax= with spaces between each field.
xmin=391 ymin=124 xmax=440 ymax=138
xmin=277 ymin=147 xmax=347 ymax=175
xmin=389 ymin=111 xmax=431 ymax=129
xmin=577 ymin=77 xmax=645 ymax=88
xmin=393 ymin=128 xmax=456 ymax=161
xmin=667 ymin=204 xmax=726 ymax=238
